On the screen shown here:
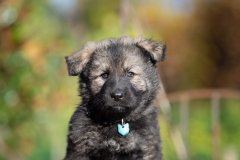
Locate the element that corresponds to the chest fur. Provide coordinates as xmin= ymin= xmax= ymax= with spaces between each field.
xmin=98 ymin=124 xmax=139 ymax=152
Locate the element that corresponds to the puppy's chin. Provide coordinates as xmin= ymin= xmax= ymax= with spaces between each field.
xmin=88 ymin=94 xmax=139 ymax=122
xmin=89 ymin=104 xmax=136 ymax=122
xmin=112 ymin=105 xmax=129 ymax=112
xmin=103 ymin=105 xmax=133 ymax=121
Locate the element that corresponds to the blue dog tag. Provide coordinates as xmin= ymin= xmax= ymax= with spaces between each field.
xmin=118 ymin=123 xmax=129 ymax=136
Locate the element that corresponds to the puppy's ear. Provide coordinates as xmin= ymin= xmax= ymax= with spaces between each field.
xmin=137 ymin=39 xmax=166 ymax=63
xmin=65 ymin=48 xmax=93 ymax=76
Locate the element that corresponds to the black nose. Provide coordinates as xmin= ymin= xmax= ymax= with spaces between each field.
xmin=111 ymin=91 xmax=124 ymax=101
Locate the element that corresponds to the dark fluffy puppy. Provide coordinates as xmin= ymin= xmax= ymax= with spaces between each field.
xmin=64 ymin=36 xmax=166 ymax=160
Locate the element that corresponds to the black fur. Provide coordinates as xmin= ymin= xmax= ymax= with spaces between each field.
xmin=64 ymin=37 xmax=166 ymax=160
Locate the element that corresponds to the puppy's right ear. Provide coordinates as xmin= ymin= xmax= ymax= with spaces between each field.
xmin=136 ymin=38 xmax=166 ymax=63
xmin=65 ymin=48 xmax=94 ymax=76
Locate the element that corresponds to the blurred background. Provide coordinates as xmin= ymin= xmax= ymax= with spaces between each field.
xmin=0 ymin=0 xmax=240 ymax=159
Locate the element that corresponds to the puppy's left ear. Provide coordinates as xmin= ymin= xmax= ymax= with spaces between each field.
xmin=65 ymin=48 xmax=94 ymax=76
xmin=137 ymin=39 xmax=166 ymax=63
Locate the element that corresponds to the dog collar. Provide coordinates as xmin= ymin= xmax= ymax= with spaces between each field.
xmin=118 ymin=119 xmax=129 ymax=136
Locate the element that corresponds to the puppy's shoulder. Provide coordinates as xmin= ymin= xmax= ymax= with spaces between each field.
xmin=69 ymin=104 xmax=98 ymax=133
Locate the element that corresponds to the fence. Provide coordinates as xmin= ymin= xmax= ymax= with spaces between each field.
xmin=156 ymin=88 xmax=240 ymax=160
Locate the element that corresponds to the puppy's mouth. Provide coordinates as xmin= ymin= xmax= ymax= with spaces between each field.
xmin=110 ymin=105 xmax=131 ymax=112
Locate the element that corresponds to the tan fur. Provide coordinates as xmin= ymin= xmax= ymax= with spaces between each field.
xmin=122 ymin=53 xmax=147 ymax=91
xmin=91 ymin=77 xmax=105 ymax=95
xmin=90 ymin=57 xmax=111 ymax=78
xmin=66 ymin=36 xmax=165 ymax=93
xmin=130 ymin=75 xmax=146 ymax=91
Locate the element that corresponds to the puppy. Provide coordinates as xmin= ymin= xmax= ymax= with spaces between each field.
xmin=64 ymin=36 xmax=166 ymax=160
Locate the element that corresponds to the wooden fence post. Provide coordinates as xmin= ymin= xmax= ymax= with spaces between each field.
xmin=180 ymin=95 xmax=189 ymax=160
xmin=212 ymin=92 xmax=220 ymax=160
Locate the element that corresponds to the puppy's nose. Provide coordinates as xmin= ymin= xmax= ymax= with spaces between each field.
xmin=111 ymin=91 xmax=124 ymax=101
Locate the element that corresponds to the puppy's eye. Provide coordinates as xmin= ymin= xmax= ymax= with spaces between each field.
xmin=101 ymin=73 xmax=109 ymax=79
xmin=127 ymin=72 xmax=135 ymax=77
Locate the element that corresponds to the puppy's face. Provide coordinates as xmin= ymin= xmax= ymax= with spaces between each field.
xmin=65 ymin=37 xmax=166 ymax=120
xmin=88 ymin=45 xmax=148 ymax=117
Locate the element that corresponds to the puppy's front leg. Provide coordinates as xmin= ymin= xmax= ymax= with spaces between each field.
xmin=141 ymin=141 xmax=162 ymax=160
xmin=140 ymin=122 xmax=162 ymax=159
xmin=64 ymin=131 xmax=102 ymax=160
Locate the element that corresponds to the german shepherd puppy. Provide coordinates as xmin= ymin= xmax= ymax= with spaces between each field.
xmin=64 ymin=36 xmax=166 ymax=160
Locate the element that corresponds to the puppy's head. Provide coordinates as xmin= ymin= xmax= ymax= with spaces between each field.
xmin=66 ymin=36 xmax=166 ymax=121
